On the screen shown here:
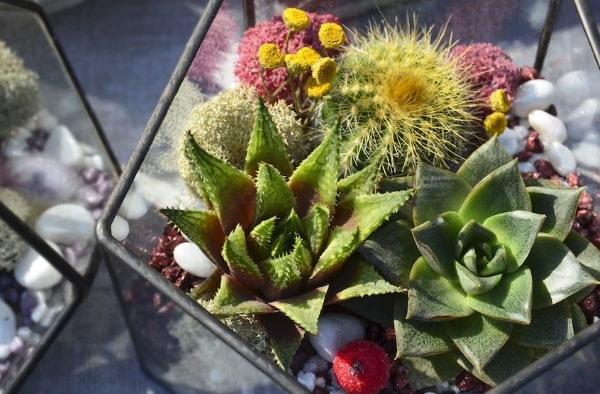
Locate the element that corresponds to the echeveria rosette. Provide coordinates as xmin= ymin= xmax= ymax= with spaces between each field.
xmin=159 ymin=98 xmax=410 ymax=369
xmin=363 ymin=137 xmax=600 ymax=388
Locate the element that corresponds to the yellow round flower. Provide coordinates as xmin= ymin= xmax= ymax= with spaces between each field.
xmin=484 ymin=111 xmax=507 ymax=136
xmin=311 ymin=57 xmax=337 ymax=85
xmin=258 ymin=43 xmax=284 ymax=69
xmin=318 ymin=23 xmax=345 ymax=49
xmin=282 ymin=8 xmax=310 ymax=32
xmin=305 ymin=76 xmax=331 ymax=98
xmin=285 ymin=47 xmax=321 ymax=73
xmin=489 ymin=88 xmax=511 ymax=113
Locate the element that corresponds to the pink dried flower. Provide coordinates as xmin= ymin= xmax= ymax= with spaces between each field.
xmin=234 ymin=11 xmax=341 ymax=107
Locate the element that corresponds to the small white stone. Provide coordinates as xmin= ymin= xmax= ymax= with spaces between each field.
xmin=35 ymin=203 xmax=95 ymax=244
xmin=1 ymin=127 xmax=31 ymax=158
xmin=111 ymin=215 xmax=130 ymax=241
xmin=14 ymin=244 xmax=64 ymax=290
xmin=544 ymin=142 xmax=577 ymax=176
xmin=528 ymin=110 xmax=567 ymax=144
xmin=498 ymin=128 xmax=520 ymax=156
xmin=297 ymin=371 xmax=316 ymax=392
xmin=118 ymin=187 xmax=149 ymax=220
xmin=0 ymin=345 xmax=10 ymax=359
xmin=565 ymin=98 xmax=600 ymax=141
xmin=571 ymin=140 xmax=600 ymax=169
xmin=173 ymin=242 xmax=216 ymax=278
xmin=511 ymin=79 xmax=556 ymax=118
xmin=35 ymin=109 xmax=59 ymax=131
xmin=315 ymin=377 xmax=326 ymax=388
xmin=555 ymin=70 xmax=600 ymax=110
xmin=0 ymin=299 xmax=16 ymax=352
xmin=44 ymin=125 xmax=85 ymax=168
xmin=83 ymin=153 xmax=106 ymax=171
xmin=518 ymin=161 xmax=536 ymax=173
xmin=308 ymin=312 xmax=365 ymax=362
xmin=31 ymin=302 xmax=48 ymax=324
xmin=39 ymin=304 xmax=65 ymax=327
xmin=513 ymin=124 xmax=530 ymax=140
xmin=17 ymin=326 xmax=32 ymax=341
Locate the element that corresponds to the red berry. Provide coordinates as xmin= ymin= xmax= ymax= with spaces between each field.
xmin=333 ymin=340 xmax=390 ymax=394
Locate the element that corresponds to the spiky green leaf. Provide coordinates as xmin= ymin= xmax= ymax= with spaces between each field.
xmin=212 ymin=275 xmax=274 ymax=316
xmin=444 ymin=314 xmax=512 ymax=371
xmin=336 ymin=160 xmax=379 ymax=202
xmin=456 ymin=136 xmax=513 ymax=187
xmin=245 ymin=97 xmax=293 ymax=177
xmin=564 ymin=230 xmax=600 ymax=281
xmin=270 ymin=285 xmax=329 ymax=334
xmin=222 ymin=225 xmax=263 ymax=290
xmin=301 ymin=204 xmax=330 ymax=256
xmin=270 ymin=209 xmax=304 ymax=257
xmin=246 ymin=216 xmax=277 ymax=261
xmin=261 ymin=240 xmax=310 ymax=300
xmin=402 ymin=353 xmax=463 ymax=390
xmin=308 ymin=227 xmax=360 ymax=286
xmin=483 ymin=210 xmax=545 ymax=272
xmin=183 ymin=132 xmax=256 ymax=233
xmin=459 ymin=160 xmax=531 ymax=224
xmin=258 ymin=312 xmax=304 ymax=370
xmin=254 ymin=163 xmax=295 ymax=223
xmin=512 ymin=301 xmax=574 ymax=348
xmin=158 ymin=208 xmax=228 ymax=273
xmin=528 ymin=185 xmax=583 ymax=241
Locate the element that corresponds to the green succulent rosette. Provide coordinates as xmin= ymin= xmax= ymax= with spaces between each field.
xmin=361 ymin=137 xmax=600 ymax=388
xmin=160 ymin=98 xmax=411 ymax=369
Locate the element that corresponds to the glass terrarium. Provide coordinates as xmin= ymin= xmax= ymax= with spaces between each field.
xmin=97 ymin=0 xmax=600 ymax=393
xmin=0 ymin=0 xmax=119 ymax=391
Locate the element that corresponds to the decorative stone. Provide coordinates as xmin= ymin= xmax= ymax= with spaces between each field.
xmin=111 ymin=215 xmax=130 ymax=241
xmin=297 ymin=371 xmax=317 ymax=392
xmin=118 ymin=187 xmax=149 ymax=220
xmin=571 ymin=140 xmax=600 ymax=169
xmin=544 ymin=142 xmax=577 ymax=176
xmin=511 ymin=79 xmax=555 ymax=118
xmin=528 ymin=110 xmax=567 ymax=145
xmin=0 ymin=299 xmax=16 ymax=358
xmin=308 ymin=313 xmax=365 ymax=362
xmin=13 ymin=244 xmax=63 ymax=290
xmin=513 ymin=124 xmax=530 ymax=140
xmin=565 ymin=98 xmax=600 ymax=141
xmin=1 ymin=127 xmax=31 ymax=158
xmin=0 ymin=156 xmax=82 ymax=208
xmin=35 ymin=109 xmax=59 ymax=131
xmin=35 ymin=203 xmax=95 ymax=244
xmin=555 ymin=70 xmax=600 ymax=110
xmin=173 ymin=242 xmax=216 ymax=278
xmin=43 ymin=125 xmax=85 ymax=168
xmin=498 ymin=127 xmax=520 ymax=156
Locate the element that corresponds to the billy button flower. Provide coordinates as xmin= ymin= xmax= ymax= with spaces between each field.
xmin=285 ymin=47 xmax=321 ymax=74
xmin=305 ymin=76 xmax=332 ymax=98
xmin=484 ymin=111 xmax=507 ymax=136
xmin=318 ymin=22 xmax=346 ymax=49
xmin=311 ymin=56 xmax=337 ymax=85
xmin=282 ymin=8 xmax=310 ymax=33
xmin=258 ymin=43 xmax=284 ymax=70
xmin=489 ymin=88 xmax=511 ymax=113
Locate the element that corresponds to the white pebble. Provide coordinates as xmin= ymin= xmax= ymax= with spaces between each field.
xmin=118 ymin=187 xmax=149 ymax=220
xmin=571 ymin=140 xmax=600 ymax=169
xmin=43 ymin=125 xmax=85 ymax=168
xmin=513 ymin=124 xmax=530 ymax=140
xmin=498 ymin=127 xmax=520 ymax=156
xmin=14 ymin=244 xmax=63 ymax=290
xmin=39 ymin=304 xmax=65 ymax=327
xmin=17 ymin=326 xmax=32 ymax=341
xmin=35 ymin=109 xmax=59 ymax=130
xmin=1 ymin=127 xmax=31 ymax=158
xmin=173 ymin=242 xmax=216 ymax=278
xmin=544 ymin=142 xmax=577 ymax=176
xmin=31 ymin=302 xmax=48 ymax=324
xmin=315 ymin=377 xmax=327 ymax=388
xmin=83 ymin=153 xmax=106 ymax=171
xmin=308 ymin=312 xmax=365 ymax=362
xmin=0 ymin=345 xmax=10 ymax=360
xmin=35 ymin=203 xmax=95 ymax=244
xmin=111 ymin=215 xmax=130 ymax=241
xmin=518 ymin=161 xmax=536 ymax=173
xmin=528 ymin=110 xmax=567 ymax=144
xmin=0 ymin=299 xmax=16 ymax=353
xmin=511 ymin=79 xmax=555 ymax=118
xmin=565 ymin=98 xmax=600 ymax=141
xmin=297 ymin=371 xmax=316 ymax=392
xmin=555 ymin=70 xmax=600 ymax=110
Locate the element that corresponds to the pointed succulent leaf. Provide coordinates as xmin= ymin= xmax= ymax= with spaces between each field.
xmin=570 ymin=302 xmax=589 ymax=334
xmin=407 ymin=257 xmax=473 ymax=320
xmin=512 ymin=301 xmax=574 ymax=348
xmin=189 ymin=268 xmax=222 ymax=300
xmin=482 ymin=210 xmax=545 ymax=272
xmin=455 ymin=262 xmax=503 ymax=295
xmin=211 ymin=275 xmax=275 ymax=316
xmin=528 ymin=233 xmax=599 ymax=308
xmin=336 ymin=160 xmax=379 ymax=202
xmin=394 ymin=296 xmax=455 ymax=357
xmin=222 ymin=225 xmax=264 ymax=290
xmin=413 ymin=161 xmax=471 ymax=225
xmin=334 ymin=190 xmax=412 ymax=244
xmin=260 ymin=241 xmax=309 ymax=300
xmin=411 ymin=211 xmax=464 ymax=277
xmin=246 ymin=216 xmax=277 ymax=261
xmin=288 ymin=124 xmax=339 ymax=216
xmin=466 ymin=267 xmax=532 ymax=324
xmin=258 ymin=312 xmax=304 ymax=370
xmin=270 ymin=209 xmax=304 ymax=257
xmin=183 ymin=132 xmax=256 ymax=233
xmin=254 ymin=163 xmax=295 ymax=223
xmin=245 ymin=97 xmax=293 ymax=177
xmin=359 ymin=219 xmax=421 ymax=287
xmin=301 ymin=204 xmax=330 ymax=256
xmin=326 ymin=256 xmax=402 ymax=303
xmin=444 ymin=313 xmax=512 ymax=371
xmin=308 ymin=227 xmax=360 ymax=286
xmin=564 ymin=230 xmax=600 ymax=281
xmin=159 ymin=208 xmax=228 ymax=273
xmin=528 ymin=185 xmax=583 ymax=241
xmin=456 ymin=136 xmax=513 ymax=187
xmin=402 ymin=353 xmax=463 ymax=390
xmin=342 ymin=293 xmax=398 ymax=327
xmin=270 ymin=285 xmax=329 ymax=334
xmin=459 ymin=160 xmax=531 ymax=224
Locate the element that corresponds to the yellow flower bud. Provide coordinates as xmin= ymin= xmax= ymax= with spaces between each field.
xmin=285 ymin=47 xmax=321 ymax=73
xmin=258 ymin=43 xmax=284 ymax=70
xmin=282 ymin=8 xmax=310 ymax=32
xmin=489 ymin=88 xmax=511 ymax=113
xmin=311 ymin=57 xmax=337 ymax=85
xmin=484 ymin=111 xmax=507 ymax=136
xmin=305 ymin=76 xmax=331 ymax=98
xmin=318 ymin=23 xmax=345 ymax=49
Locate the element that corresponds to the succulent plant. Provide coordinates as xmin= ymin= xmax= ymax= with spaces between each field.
xmin=361 ymin=137 xmax=600 ymax=388
xmin=160 ymin=98 xmax=411 ymax=368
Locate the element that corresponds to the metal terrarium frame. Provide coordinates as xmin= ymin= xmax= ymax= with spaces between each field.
xmin=96 ymin=0 xmax=600 ymax=393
